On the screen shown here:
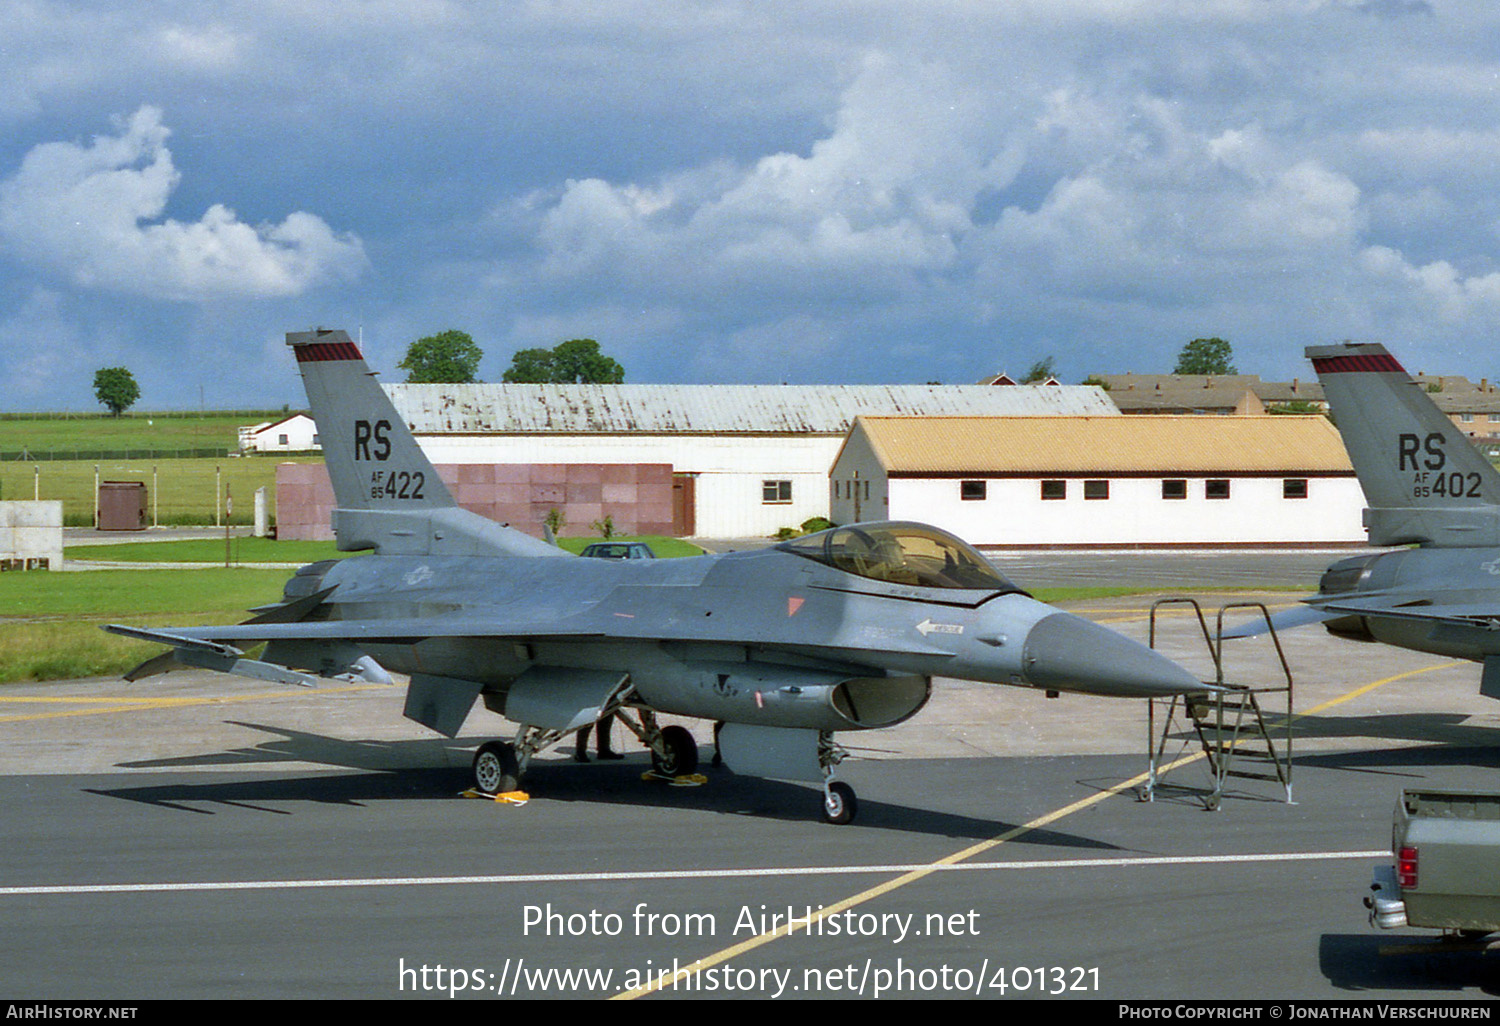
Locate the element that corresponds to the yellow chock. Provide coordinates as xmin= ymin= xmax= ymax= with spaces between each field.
xmin=640 ymin=770 xmax=708 ymax=787
xmin=461 ymin=788 xmax=530 ymax=805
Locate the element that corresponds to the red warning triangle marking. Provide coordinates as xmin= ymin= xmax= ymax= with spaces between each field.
xmin=788 ymin=596 xmax=805 ymax=616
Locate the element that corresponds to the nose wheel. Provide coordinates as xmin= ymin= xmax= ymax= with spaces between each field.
xmin=822 ymin=781 xmax=857 ymax=824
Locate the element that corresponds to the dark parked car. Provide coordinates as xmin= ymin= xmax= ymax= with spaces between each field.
xmin=580 ymin=542 xmax=656 ymax=560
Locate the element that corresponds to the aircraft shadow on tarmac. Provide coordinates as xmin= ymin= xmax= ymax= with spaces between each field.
xmin=1318 ymin=934 xmax=1500 ymax=995
xmin=95 ymin=721 xmax=1122 ymax=850
xmin=1277 ymin=711 xmax=1500 ymax=750
xmin=1294 ymin=742 xmax=1500 ymax=779
xmin=1151 ymin=710 xmax=1498 ymax=749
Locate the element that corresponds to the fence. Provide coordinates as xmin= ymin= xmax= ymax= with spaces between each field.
xmin=0 ymin=457 xmax=318 ymax=527
xmin=0 ymin=448 xmax=231 ymax=462
xmin=0 ymin=409 xmax=288 ymax=421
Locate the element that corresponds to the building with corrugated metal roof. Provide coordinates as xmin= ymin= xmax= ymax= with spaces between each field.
xmin=831 ymin=416 xmax=1365 ymax=546
xmin=380 ymin=384 xmax=1116 ymax=538
xmin=1096 ymin=373 xmax=1328 ymax=415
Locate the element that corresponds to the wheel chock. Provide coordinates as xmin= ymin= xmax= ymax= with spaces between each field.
xmin=640 ymin=770 xmax=709 ymax=787
xmin=460 ymin=788 xmax=530 ymax=805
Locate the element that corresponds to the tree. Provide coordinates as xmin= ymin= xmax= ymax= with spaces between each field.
xmin=1021 ymin=356 xmax=1057 ymax=383
xmin=502 ymin=339 xmax=625 ymax=384
xmin=398 ymin=330 xmax=483 ymax=384
xmin=1173 ymin=337 xmax=1236 ymax=375
xmin=92 ymin=367 xmax=140 ymax=417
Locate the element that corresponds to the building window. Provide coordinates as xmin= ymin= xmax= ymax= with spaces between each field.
xmin=1040 ymin=480 xmax=1066 ymax=500
xmin=1161 ymin=479 xmax=1187 ymax=500
xmin=1083 ymin=479 xmax=1109 ymax=500
xmin=763 ymin=480 xmax=792 ymax=504
xmin=961 ymin=480 xmax=987 ymax=501
xmin=277 ymin=434 xmax=290 ymax=446
xmin=1283 ymin=478 xmax=1308 ymax=499
xmin=1206 ymin=479 xmax=1231 ymax=500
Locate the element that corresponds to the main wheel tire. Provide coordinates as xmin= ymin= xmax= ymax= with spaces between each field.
xmin=472 ymin=741 xmax=520 ymax=795
xmin=652 ymin=725 xmax=699 ymax=777
xmin=822 ymin=781 xmax=857 ymax=825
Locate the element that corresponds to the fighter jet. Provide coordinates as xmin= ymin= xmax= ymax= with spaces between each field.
xmin=107 ymin=329 xmax=1206 ymax=823
xmin=1234 ymin=342 xmax=1500 ymax=701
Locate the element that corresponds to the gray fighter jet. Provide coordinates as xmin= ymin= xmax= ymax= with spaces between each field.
xmin=1237 ymin=342 xmax=1500 ymax=701
xmin=108 ymin=329 xmax=1206 ymax=823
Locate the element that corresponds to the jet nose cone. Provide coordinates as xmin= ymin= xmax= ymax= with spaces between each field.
xmin=1022 ymin=612 xmax=1206 ymax=698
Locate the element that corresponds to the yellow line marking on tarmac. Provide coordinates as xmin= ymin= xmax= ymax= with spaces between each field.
xmin=614 ymin=658 xmax=1462 ymax=1000
xmin=1298 ymin=662 xmax=1465 ymax=716
xmin=0 ymin=684 xmax=383 ymax=724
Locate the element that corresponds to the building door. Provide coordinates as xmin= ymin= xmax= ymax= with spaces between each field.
xmin=672 ymin=473 xmax=696 ymax=536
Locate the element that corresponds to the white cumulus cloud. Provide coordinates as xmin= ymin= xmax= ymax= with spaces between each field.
xmin=0 ymin=107 xmax=367 ymax=301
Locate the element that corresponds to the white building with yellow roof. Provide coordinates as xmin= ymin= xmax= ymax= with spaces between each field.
xmin=830 ymin=416 xmax=1365 ymax=546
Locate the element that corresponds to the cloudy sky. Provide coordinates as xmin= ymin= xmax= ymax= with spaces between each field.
xmin=0 ymin=1 xmax=1496 ymax=410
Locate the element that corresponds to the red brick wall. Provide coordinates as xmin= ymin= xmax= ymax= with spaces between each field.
xmin=274 ymin=462 xmax=676 ymax=541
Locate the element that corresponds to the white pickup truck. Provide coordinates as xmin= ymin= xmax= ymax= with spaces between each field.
xmin=1365 ymin=788 xmax=1500 ymax=937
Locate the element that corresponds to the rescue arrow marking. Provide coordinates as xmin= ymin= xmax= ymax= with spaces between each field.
xmin=915 ymin=618 xmax=963 ymax=637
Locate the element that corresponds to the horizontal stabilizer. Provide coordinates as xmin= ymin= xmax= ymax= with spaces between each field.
xmin=104 ymin=625 xmax=241 ymax=658
xmin=1220 ymin=604 xmax=1341 ymax=639
xmin=103 ymin=625 xmax=318 ymax=687
xmin=1317 ymin=597 xmax=1500 ymax=628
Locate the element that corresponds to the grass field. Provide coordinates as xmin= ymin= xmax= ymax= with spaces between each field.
xmin=66 ymin=534 xmax=702 ymax=562
xmin=0 ymin=455 xmax=320 ymax=526
xmin=66 ymin=537 xmax=349 ymax=564
xmin=0 ymin=535 xmax=704 ymax=681
xmin=0 ymin=569 xmax=290 ymax=682
xmin=0 ymin=411 xmax=283 ymax=454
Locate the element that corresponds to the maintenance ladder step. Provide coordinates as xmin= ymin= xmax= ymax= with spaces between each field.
xmin=1145 ymin=597 xmax=1295 ymax=809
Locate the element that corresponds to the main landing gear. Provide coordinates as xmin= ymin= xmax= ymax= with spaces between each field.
xmin=470 ymin=710 xmax=856 ymax=826
xmin=819 ymin=732 xmax=857 ymax=825
xmin=472 ymin=741 xmax=521 ymax=795
xmin=468 ymin=695 xmax=704 ymax=797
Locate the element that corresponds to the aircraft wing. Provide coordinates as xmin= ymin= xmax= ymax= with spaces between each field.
xmin=105 ymin=608 xmax=958 ymax=667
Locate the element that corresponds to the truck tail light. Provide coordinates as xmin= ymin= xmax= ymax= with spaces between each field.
xmin=1397 ymin=846 xmax=1418 ymax=889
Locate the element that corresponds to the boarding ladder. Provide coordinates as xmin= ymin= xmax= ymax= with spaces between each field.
xmin=1143 ymin=598 xmax=1294 ymax=811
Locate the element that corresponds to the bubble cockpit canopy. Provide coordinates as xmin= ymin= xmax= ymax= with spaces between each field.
xmin=777 ymin=522 xmax=1022 ymax=593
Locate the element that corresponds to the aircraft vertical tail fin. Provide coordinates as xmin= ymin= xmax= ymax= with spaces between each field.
xmin=287 ymin=329 xmax=565 ymax=558
xmin=1308 ymin=343 xmax=1500 ymax=547
xmin=289 ymin=329 xmax=454 ymax=513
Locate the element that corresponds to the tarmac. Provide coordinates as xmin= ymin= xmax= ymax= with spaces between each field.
xmin=3 ymin=546 xmax=1499 ymax=1000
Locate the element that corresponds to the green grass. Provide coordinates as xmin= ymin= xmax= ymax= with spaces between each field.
xmin=1032 ymin=585 xmax=1304 ymax=603
xmin=0 ymin=568 xmax=290 ymax=682
xmin=555 ymin=535 xmax=705 ymax=558
xmin=0 ymin=411 xmax=284 ymax=453
xmin=0 ymin=455 xmax=321 ymax=526
xmin=2 ymin=536 xmax=701 ymax=682
xmin=67 ymin=537 xmax=347 ymax=564
xmin=1030 ymin=586 xmax=1158 ymax=603
xmin=0 ymin=568 xmax=290 ymax=619
xmin=68 ymin=535 xmax=700 ymax=562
